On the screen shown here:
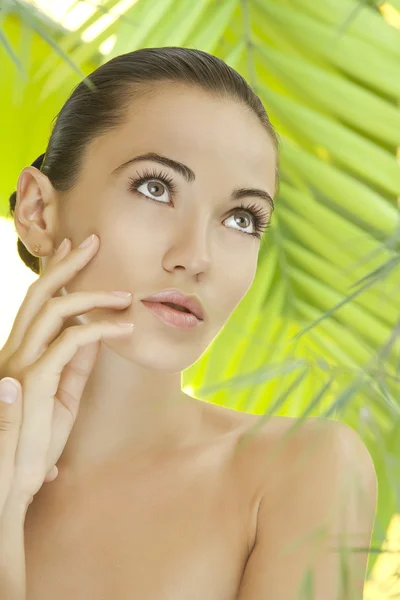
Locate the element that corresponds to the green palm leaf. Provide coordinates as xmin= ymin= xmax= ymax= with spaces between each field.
xmin=1 ymin=0 xmax=399 ymax=588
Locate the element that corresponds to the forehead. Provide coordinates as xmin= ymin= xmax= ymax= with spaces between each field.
xmin=90 ymin=83 xmax=277 ymax=194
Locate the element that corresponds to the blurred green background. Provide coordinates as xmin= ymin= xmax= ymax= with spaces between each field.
xmin=1 ymin=0 xmax=399 ymax=596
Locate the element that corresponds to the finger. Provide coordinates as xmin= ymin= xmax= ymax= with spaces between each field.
xmin=43 ymin=340 xmax=101 ymax=476
xmin=5 ymin=235 xmax=98 ymax=352
xmin=14 ymin=290 xmax=132 ymax=367
xmin=13 ymin=322 xmax=134 ymax=477
xmin=29 ymin=321 xmax=134 ymax=417
xmin=4 ymin=239 xmax=72 ymax=350
xmin=0 ymin=378 xmax=22 ymax=513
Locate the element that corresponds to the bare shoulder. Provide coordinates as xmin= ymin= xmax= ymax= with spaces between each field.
xmin=236 ymin=413 xmax=373 ymax=473
xmin=198 ymin=402 xmax=376 ymax=561
xmin=230 ymin=413 xmax=332 ymax=487
xmin=209 ymin=406 xmax=374 ymax=495
xmin=235 ymin=412 xmax=377 ymax=519
xmin=233 ymin=412 xmax=377 ymax=551
xmin=197 ymin=400 xmax=326 ymax=486
xmin=219 ymin=416 xmax=377 ymax=598
xmin=197 ymin=399 xmax=374 ymax=493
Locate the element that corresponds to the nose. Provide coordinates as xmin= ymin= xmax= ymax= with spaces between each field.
xmin=162 ymin=218 xmax=212 ymax=277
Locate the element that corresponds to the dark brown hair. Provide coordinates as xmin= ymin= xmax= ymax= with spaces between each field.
xmin=8 ymin=47 xmax=280 ymax=275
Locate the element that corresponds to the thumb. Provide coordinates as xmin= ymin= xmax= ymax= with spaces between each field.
xmin=0 ymin=378 xmax=22 ymax=513
xmin=0 ymin=377 xmax=20 ymax=405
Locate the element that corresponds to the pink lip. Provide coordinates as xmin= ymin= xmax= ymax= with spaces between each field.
xmin=141 ymin=289 xmax=205 ymax=321
xmin=141 ymin=301 xmax=203 ymax=329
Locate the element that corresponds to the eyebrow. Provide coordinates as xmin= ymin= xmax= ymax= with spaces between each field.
xmin=112 ymin=152 xmax=275 ymax=212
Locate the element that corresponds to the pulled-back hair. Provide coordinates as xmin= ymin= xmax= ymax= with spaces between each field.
xmin=8 ymin=46 xmax=280 ymax=275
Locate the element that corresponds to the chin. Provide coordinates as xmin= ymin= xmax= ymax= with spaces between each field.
xmin=103 ymin=333 xmax=208 ymax=373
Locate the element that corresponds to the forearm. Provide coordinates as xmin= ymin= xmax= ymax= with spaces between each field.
xmin=0 ymin=494 xmax=29 ymax=600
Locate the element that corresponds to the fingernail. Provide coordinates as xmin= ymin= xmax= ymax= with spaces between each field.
xmin=112 ymin=291 xmax=132 ymax=297
xmin=79 ymin=234 xmax=96 ymax=248
xmin=56 ymin=238 xmax=68 ymax=254
xmin=0 ymin=378 xmax=19 ymax=404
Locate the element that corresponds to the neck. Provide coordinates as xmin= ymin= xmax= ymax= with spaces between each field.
xmin=56 ymin=337 xmax=203 ymax=480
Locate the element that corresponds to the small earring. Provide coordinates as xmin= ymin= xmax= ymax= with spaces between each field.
xmin=33 ymin=243 xmax=41 ymax=253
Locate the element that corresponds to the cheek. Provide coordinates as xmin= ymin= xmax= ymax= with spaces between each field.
xmin=219 ymin=260 xmax=257 ymax=319
xmin=229 ymin=278 xmax=254 ymax=310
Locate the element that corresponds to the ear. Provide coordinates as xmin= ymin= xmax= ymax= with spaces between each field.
xmin=14 ymin=166 xmax=58 ymax=258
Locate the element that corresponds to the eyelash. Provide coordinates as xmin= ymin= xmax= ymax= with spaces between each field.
xmin=127 ymin=167 xmax=271 ymax=240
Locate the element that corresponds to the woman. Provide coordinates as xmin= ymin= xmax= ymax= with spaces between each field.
xmin=1 ymin=47 xmax=376 ymax=599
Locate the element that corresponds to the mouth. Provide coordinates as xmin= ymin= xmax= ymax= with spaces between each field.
xmin=141 ymin=300 xmax=203 ymax=329
xmin=140 ymin=289 xmax=205 ymax=321
xmin=162 ymin=302 xmax=193 ymax=313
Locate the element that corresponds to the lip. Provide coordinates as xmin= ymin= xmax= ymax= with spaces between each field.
xmin=141 ymin=301 xmax=203 ymax=329
xmin=140 ymin=289 xmax=205 ymax=321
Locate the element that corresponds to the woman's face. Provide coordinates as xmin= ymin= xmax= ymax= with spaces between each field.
xmin=53 ymin=83 xmax=277 ymax=372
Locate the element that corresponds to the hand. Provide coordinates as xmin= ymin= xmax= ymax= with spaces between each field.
xmin=0 ymin=234 xmax=134 ymax=511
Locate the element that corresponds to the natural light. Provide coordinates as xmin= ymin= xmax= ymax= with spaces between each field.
xmin=2 ymin=4 xmax=400 ymax=597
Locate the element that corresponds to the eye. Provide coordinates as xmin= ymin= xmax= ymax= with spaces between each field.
xmin=128 ymin=169 xmax=271 ymax=239
xmin=224 ymin=203 xmax=271 ymax=239
xmin=128 ymin=168 xmax=177 ymax=204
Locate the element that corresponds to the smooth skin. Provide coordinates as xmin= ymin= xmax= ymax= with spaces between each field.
xmin=0 ymin=234 xmax=135 ymax=511
xmin=3 ymin=82 xmax=376 ymax=599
